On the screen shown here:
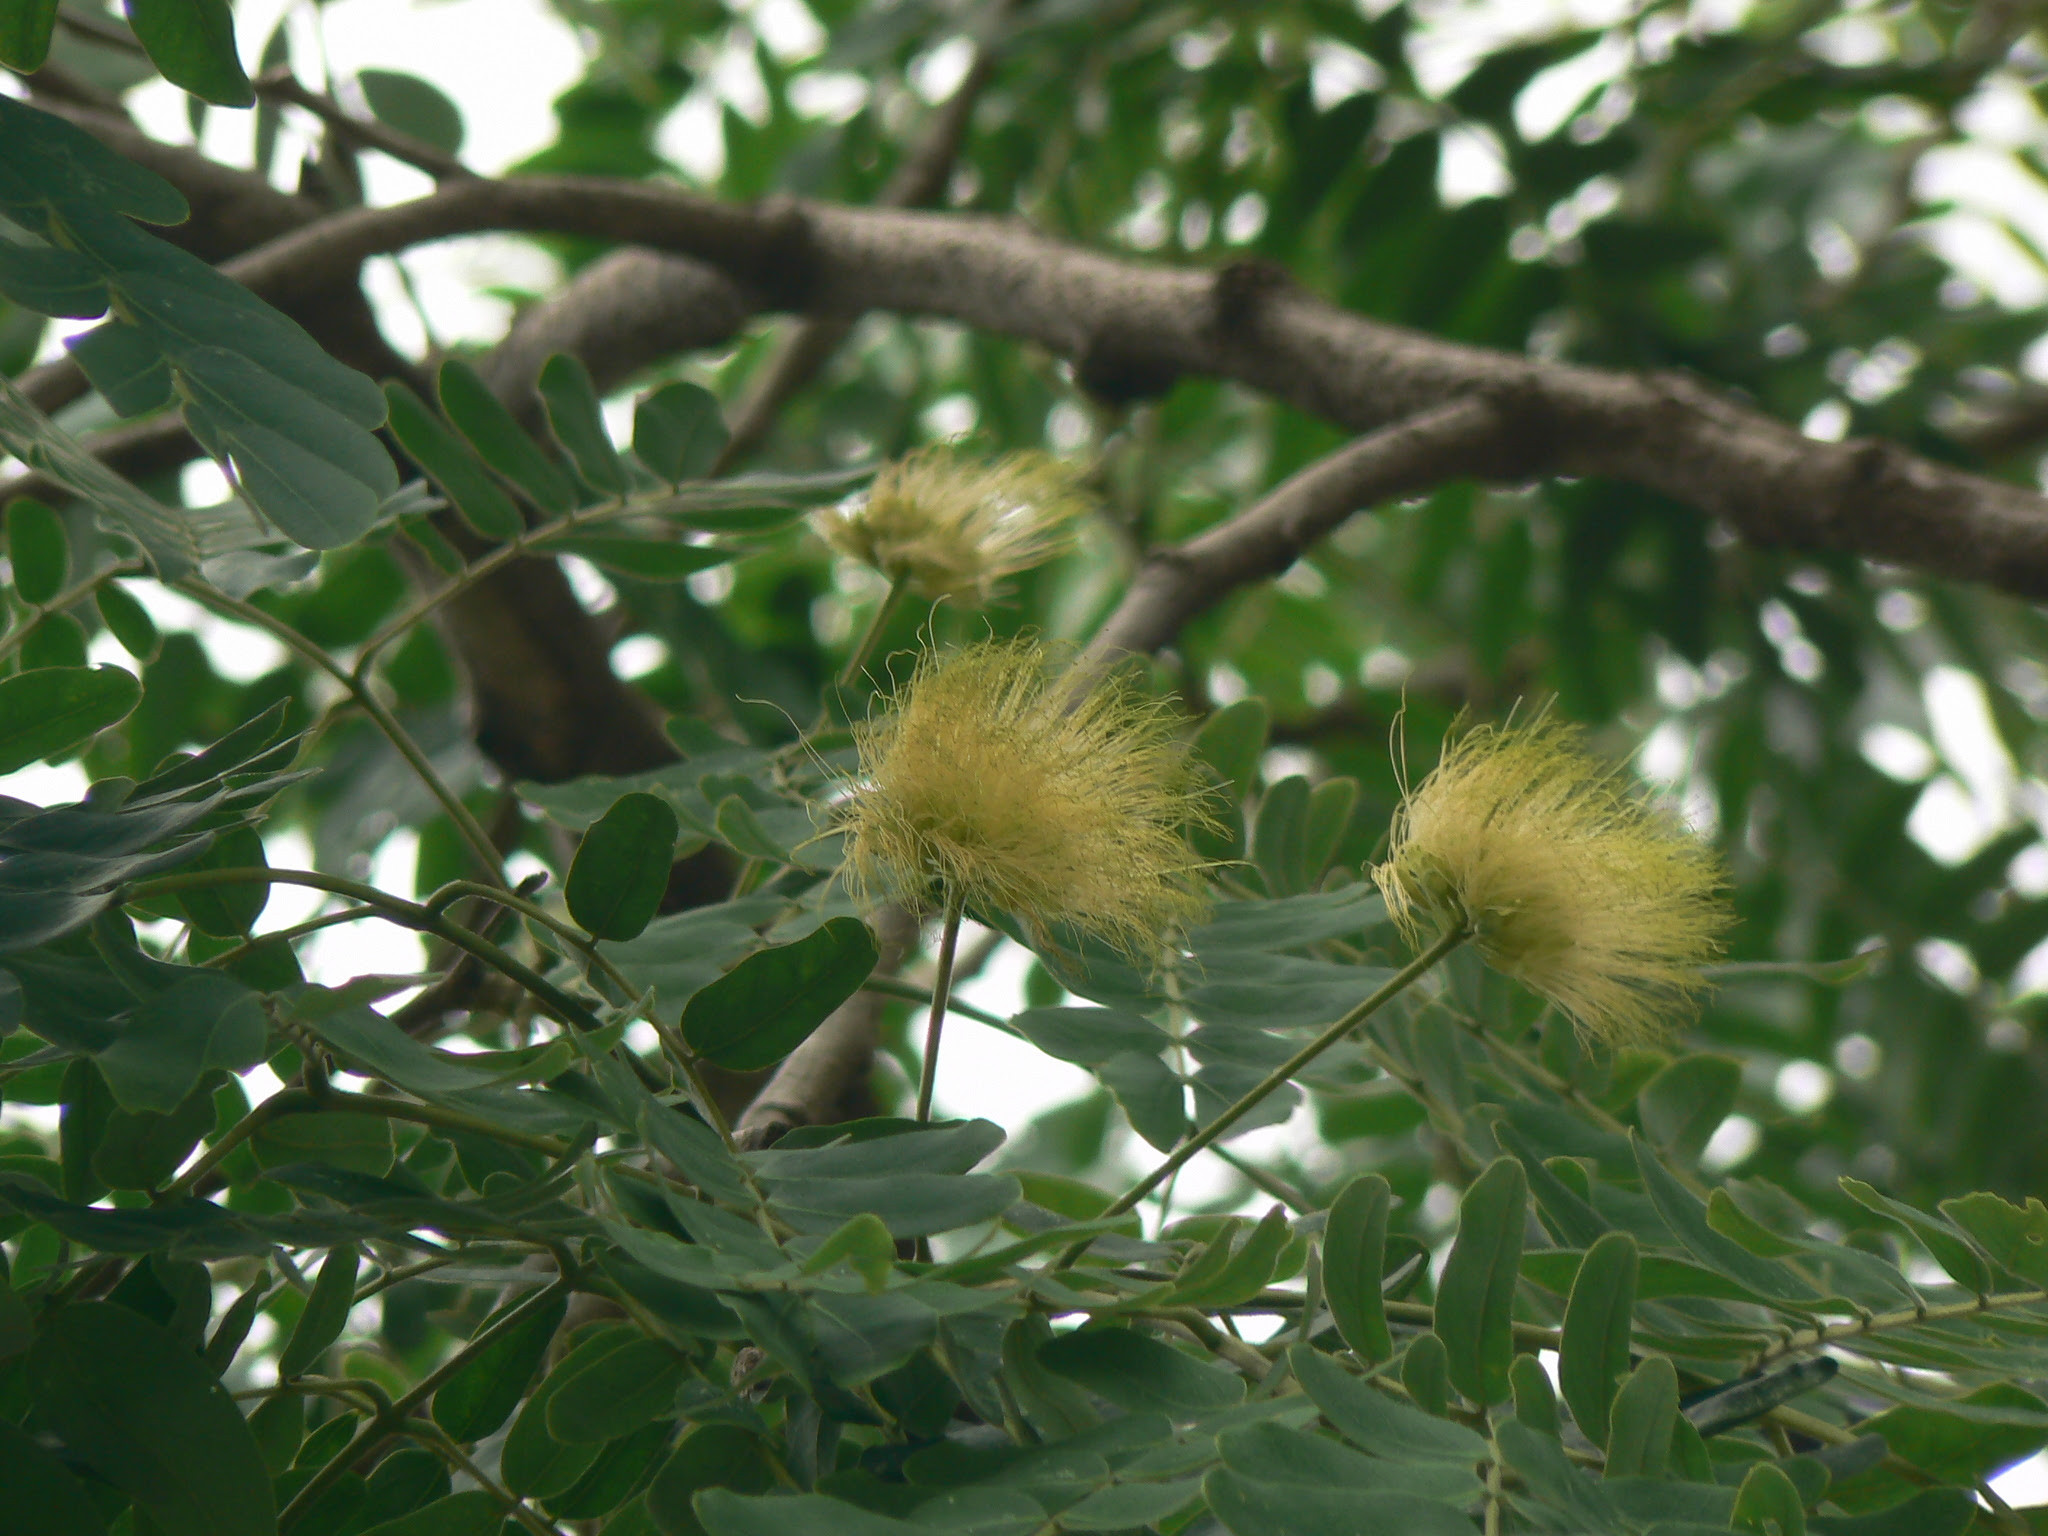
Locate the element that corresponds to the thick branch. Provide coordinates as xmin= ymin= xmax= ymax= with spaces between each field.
xmin=1085 ymin=397 xmax=1508 ymax=663
xmin=209 ymin=174 xmax=2048 ymax=603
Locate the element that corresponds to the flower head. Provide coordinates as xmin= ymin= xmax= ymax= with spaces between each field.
xmin=842 ymin=638 xmax=1216 ymax=959
xmin=814 ymin=445 xmax=1090 ymax=603
xmin=1373 ymin=714 xmax=1730 ymax=1045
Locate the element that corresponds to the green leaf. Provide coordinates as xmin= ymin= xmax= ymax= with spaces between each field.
xmin=1202 ymin=1469 xmax=1478 ymax=1536
xmin=0 ymin=241 xmax=109 ymax=319
xmin=1194 ymin=698 xmax=1270 ymax=802
xmin=6 ymin=497 xmax=68 ymax=604
xmin=1828 ymin=1382 xmax=2048 ymax=1514
xmin=646 ymin=1424 xmax=776 ymax=1536
xmin=355 ymin=1490 xmax=503 ymax=1536
xmin=250 ymin=1108 xmax=394 ymax=1176
xmin=1604 ymin=1356 xmax=1677 ymax=1479
xmin=764 ymin=1170 xmax=1018 ymax=1238
xmin=547 ymin=1335 xmax=688 ymax=1442
xmin=503 ymin=1326 xmax=639 ymax=1498
xmin=0 ymin=664 xmax=140 ymax=774
xmin=1511 ymin=1355 xmax=1559 ymax=1435
xmin=92 ymin=1074 xmax=219 ymax=1190
xmin=801 ymin=1212 xmax=896 ymax=1291
xmin=634 ymin=383 xmax=728 ymax=484
xmin=1094 ymin=1048 xmax=1186 ymax=1150
xmin=95 ymin=581 xmax=160 ymax=662
xmin=277 ymin=1241 xmax=360 ymax=1378
xmin=567 ymin=792 xmax=680 ymax=942
xmin=1937 ymin=1191 xmax=2048 ymax=1286
xmin=1038 ymin=1326 xmax=1246 ymax=1418
xmin=695 ymin=1491 xmax=920 ymax=1536
xmin=543 ymin=535 xmax=733 ymax=583
xmin=439 ymin=358 xmax=577 ymax=515
xmin=1216 ymin=1420 xmax=1479 ymax=1501
xmin=1730 ymin=1462 xmax=1805 ymax=1536
xmin=0 ymin=1415 xmax=107 ymax=1536
xmin=1058 ymin=1477 xmax=1204 ymax=1531
xmin=384 ymin=381 xmax=524 ymax=540
xmin=1252 ymin=775 xmax=1310 ymax=896
xmin=125 ymin=0 xmax=253 ymax=105
xmin=94 ymin=970 xmax=264 ymax=1114
xmin=680 ymin=917 xmax=878 ymax=1072
xmin=1838 ymin=1178 xmax=1992 ymax=1295
xmin=1284 ymin=1345 xmax=1488 ymax=1463
xmin=172 ymin=825 xmax=270 ymax=938
xmin=1433 ymin=1155 xmax=1525 ymax=1405
xmin=356 ymin=69 xmax=464 ymax=155
xmin=1637 ymin=1054 xmax=1741 ymax=1165
xmin=537 ymin=353 xmax=627 ymax=495
xmin=29 ymin=1302 xmax=273 ymax=1536
xmin=1806 ymin=1490 xmax=1975 ymax=1536
xmin=1006 ymin=1005 xmax=1169 ymax=1066
xmin=1300 ymin=775 xmax=1359 ymax=881
xmin=1400 ymin=1332 xmax=1450 ymax=1417
xmin=433 ymin=1288 xmax=569 ymax=1442
xmin=67 ymin=320 xmax=173 ymax=415
xmin=0 ymin=0 xmax=58 ymax=71
xmin=1631 ymin=1134 xmax=1817 ymax=1307
xmin=1559 ymin=1230 xmax=1637 ymax=1448
xmin=1322 ymin=1172 xmax=1394 ymax=1363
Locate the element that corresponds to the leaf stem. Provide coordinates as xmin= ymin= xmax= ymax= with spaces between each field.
xmin=1097 ymin=924 xmax=1467 ymax=1226
xmin=173 ymin=579 xmax=506 ymax=885
xmin=0 ymin=557 xmax=146 ymax=663
xmin=915 ymin=893 xmax=966 ymax=1123
xmin=839 ymin=571 xmax=911 ymax=693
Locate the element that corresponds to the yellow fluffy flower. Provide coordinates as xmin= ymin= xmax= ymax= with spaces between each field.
xmin=842 ymin=639 xmax=1216 ymax=959
xmin=1373 ymin=715 xmax=1730 ymax=1045
xmin=813 ymin=445 xmax=1089 ymax=603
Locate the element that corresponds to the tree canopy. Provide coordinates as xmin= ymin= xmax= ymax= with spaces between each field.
xmin=5 ymin=1 xmax=2048 ymax=1533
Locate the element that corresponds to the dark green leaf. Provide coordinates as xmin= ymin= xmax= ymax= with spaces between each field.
xmin=765 ymin=1171 xmax=1019 ymax=1238
xmin=0 ymin=1415 xmax=107 ymax=1536
xmin=1730 ymin=1463 xmax=1805 ymax=1536
xmin=277 ymin=1241 xmax=360 ymax=1378
xmin=0 ymin=0 xmax=58 ymax=71
xmin=1807 ymin=1489 xmax=1975 ymax=1536
xmin=1511 ymin=1355 xmax=1559 ymax=1435
xmin=67 ymin=320 xmax=173 ymax=415
xmin=94 ymin=970 xmax=263 ymax=1114
xmin=634 ymin=383 xmax=728 ymax=484
xmin=5 ymin=496 xmax=67 ymax=603
xmin=0 ymin=665 xmax=140 ymax=774
xmin=433 ymin=1287 xmax=569 ymax=1442
xmin=357 ymin=69 xmax=464 ymax=154
xmin=384 ymin=380 xmax=524 ymax=540
xmin=1936 ymin=1192 xmax=2048 ymax=1286
xmin=567 ymin=792 xmax=681 ymax=941
xmin=503 ymin=1326 xmax=639 ymax=1498
xmin=1400 ymin=1332 xmax=1449 ymax=1418
xmin=1202 ymin=1468 xmax=1478 ymax=1536
xmin=1251 ymin=775 xmax=1310 ymax=896
xmin=172 ymin=825 xmax=269 ymax=937
xmin=439 ymin=358 xmax=577 ymax=514
xmin=680 ymin=917 xmax=878 ymax=1072
xmin=1094 ymin=1048 xmax=1186 ymax=1150
xmin=695 ymin=1491 xmax=920 ymax=1536
xmin=1838 ymin=1178 xmax=1992 ymax=1295
xmin=547 ymin=1335 xmax=688 ymax=1442
xmin=249 ymin=1108 xmax=394 ymax=1176
xmin=125 ymin=0 xmax=252 ymax=104
xmin=1216 ymin=1420 xmax=1481 ymax=1501
xmin=547 ymin=534 xmax=734 ymax=582
xmin=1559 ymin=1230 xmax=1637 ymax=1448
xmin=92 ymin=1073 xmax=219 ymax=1189
xmin=355 ymin=1490 xmax=503 ymax=1536
xmin=95 ymin=581 xmax=161 ymax=662
xmin=1638 ymin=1055 xmax=1741 ymax=1165
xmin=1433 ymin=1155 xmax=1525 ymax=1405
xmin=1604 ymin=1356 xmax=1677 ymax=1479
xmin=538 ymin=353 xmax=627 ymax=494
xmin=1039 ymin=1326 xmax=1246 ymax=1418
xmin=646 ymin=1424 xmax=776 ymax=1536
xmin=29 ymin=1302 xmax=273 ymax=1536
xmin=1300 ymin=776 xmax=1359 ymax=881
xmin=1322 ymin=1172 xmax=1394 ymax=1364
xmin=1631 ymin=1134 xmax=1817 ymax=1307
xmin=1007 ymin=1005 xmax=1167 ymax=1066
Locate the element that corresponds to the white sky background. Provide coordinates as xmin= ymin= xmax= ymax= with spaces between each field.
xmin=11 ymin=0 xmax=2048 ymax=1498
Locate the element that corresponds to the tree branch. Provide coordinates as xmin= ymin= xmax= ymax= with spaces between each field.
xmin=208 ymin=173 xmax=2048 ymax=603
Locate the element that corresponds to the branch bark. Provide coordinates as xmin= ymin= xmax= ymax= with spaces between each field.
xmin=209 ymin=174 xmax=2048 ymax=603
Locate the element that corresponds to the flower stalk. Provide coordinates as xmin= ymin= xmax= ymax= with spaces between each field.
xmin=915 ymin=891 xmax=966 ymax=1123
xmin=838 ymin=572 xmax=911 ymax=691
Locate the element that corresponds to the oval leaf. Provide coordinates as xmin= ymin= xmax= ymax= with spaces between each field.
xmin=1604 ymin=1355 xmax=1677 ymax=1479
xmin=1433 ymin=1155 xmax=1526 ymax=1406
xmin=1322 ymin=1172 xmax=1394 ymax=1364
xmin=567 ymin=792 xmax=681 ymax=942
xmin=432 ymin=1288 xmax=569 ymax=1443
xmin=634 ymin=382 xmax=728 ymax=484
xmin=679 ymin=917 xmax=879 ymax=1072
xmin=1559 ymin=1230 xmax=1638 ymax=1448
xmin=29 ymin=1302 xmax=274 ymax=1536
xmin=0 ymin=664 xmax=140 ymax=774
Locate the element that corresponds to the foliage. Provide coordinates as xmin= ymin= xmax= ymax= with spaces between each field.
xmin=6 ymin=2 xmax=2048 ymax=1535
